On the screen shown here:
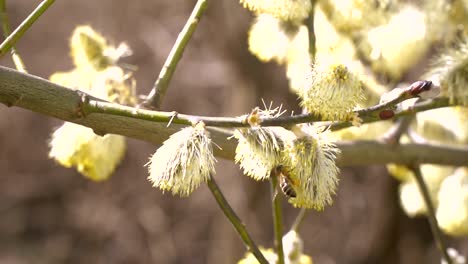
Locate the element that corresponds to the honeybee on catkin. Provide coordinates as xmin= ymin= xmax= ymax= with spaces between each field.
xmin=274 ymin=165 xmax=297 ymax=198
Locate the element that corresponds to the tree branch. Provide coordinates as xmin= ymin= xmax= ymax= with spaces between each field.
xmin=0 ymin=66 xmax=467 ymax=166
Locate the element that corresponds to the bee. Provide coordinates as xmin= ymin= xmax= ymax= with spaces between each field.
xmin=274 ymin=165 xmax=297 ymax=198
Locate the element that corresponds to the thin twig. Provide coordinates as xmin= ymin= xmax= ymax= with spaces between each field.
xmin=85 ymin=92 xmax=451 ymax=129
xmin=306 ymin=0 xmax=316 ymax=59
xmin=0 ymin=0 xmax=26 ymax=72
xmin=408 ymin=165 xmax=453 ymax=264
xmin=206 ymin=177 xmax=269 ymax=264
xmin=270 ymin=176 xmax=285 ymax=264
xmin=143 ymin=0 xmax=208 ymax=109
xmin=291 ymin=208 xmax=307 ymax=232
xmin=0 ymin=0 xmax=54 ymax=57
xmin=327 ymin=97 xmax=449 ymax=131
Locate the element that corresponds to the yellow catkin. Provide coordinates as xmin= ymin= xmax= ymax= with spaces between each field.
xmin=147 ymin=124 xmax=216 ymax=197
xmin=282 ymin=126 xmax=340 ymax=210
xmin=48 ymin=25 xmax=135 ymax=181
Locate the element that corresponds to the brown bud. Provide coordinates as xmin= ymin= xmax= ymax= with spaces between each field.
xmin=409 ymin=80 xmax=432 ymax=96
xmin=379 ymin=109 xmax=395 ymax=120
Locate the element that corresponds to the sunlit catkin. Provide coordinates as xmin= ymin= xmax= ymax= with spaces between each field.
xmin=437 ymin=168 xmax=468 ymax=236
xmin=319 ymin=0 xmax=392 ymax=33
xmin=398 ymin=165 xmax=452 ymax=217
xmin=234 ymin=127 xmax=283 ymax=181
xmin=282 ymin=230 xmax=311 ymax=264
xmin=239 ymin=0 xmax=312 ymax=22
xmin=248 ymin=14 xmax=294 ymax=64
xmin=364 ymin=6 xmax=428 ymax=80
xmin=49 ymin=123 xmax=126 ymax=181
xmin=237 ymin=231 xmax=313 ymax=264
xmin=283 ymin=126 xmax=340 ymax=210
xmin=70 ymin=25 xmax=131 ymax=71
xmin=416 ymin=107 xmax=468 ymax=145
xmin=48 ymin=25 xmax=135 ymax=181
xmin=298 ymin=61 xmax=364 ymax=121
xmin=426 ymin=37 xmax=468 ymax=106
xmin=147 ymin=123 xmax=216 ymax=197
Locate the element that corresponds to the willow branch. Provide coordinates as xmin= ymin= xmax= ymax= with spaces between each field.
xmin=0 ymin=0 xmax=26 ymax=72
xmin=1 ymin=66 xmax=467 ymax=165
xmin=270 ymin=176 xmax=285 ymax=264
xmin=143 ymin=0 xmax=208 ymax=109
xmin=207 ymin=177 xmax=268 ymax=264
xmin=0 ymin=0 xmax=54 ymax=57
xmin=3 ymin=67 xmax=453 ymax=129
xmin=408 ymin=165 xmax=453 ymax=264
xmin=327 ymin=97 xmax=449 ymax=131
xmin=86 ymin=88 xmax=452 ymax=129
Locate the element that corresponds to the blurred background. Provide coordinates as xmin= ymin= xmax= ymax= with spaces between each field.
xmin=0 ymin=1 xmax=467 ymax=263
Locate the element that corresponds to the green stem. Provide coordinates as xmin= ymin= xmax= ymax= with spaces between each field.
xmin=409 ymin=165 xmax=453 ymax=264
xmin=206 ymin=177 xmax=268 ymax=264
xmin=291 ymin=208 xmax=307 ymax=232
xmin=84 ymin=91 xmax=450 ymax=129
xmin=0 ymin=0 xmax=26 ymax=72
xmin=327 ymin=97 xmax=449 ymax=131
xmin=0 ymin=0 xmax=54 ymax=58
xmin=270 ymin=176 xmax=285 ymax=264
xmin=143 ymin=0 xmax=208 ymax=109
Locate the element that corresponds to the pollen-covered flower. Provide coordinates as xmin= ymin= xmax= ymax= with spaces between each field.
xmin=237 ymin=248 xmax=278 ymax=264
xmin=426 ymin=37 xmax=468 ymax=106
xmin=234 ymin=106 xmax=289 ymax=180
xmin=424 ymin=0 xmax=468 ymax=44
xmin=248 ymin=14 xmax=297 ymax=63
xmin=436 ymin=168 xmax=468 ymax=236
xmin=49 ymin=122 xmax=126 ymax=181
xmin=319 ymin=0 xmax=392 ymax=33
xmin=239 ymin=0 xmax=312 ymax=22
xmin=285 ymin=25 xmax=311 ymax=92
xmin=93 ymin=66 xmax=137 ymax=105
xmin=397 ymin=165 xmax=453 ymax=217
xmin=286 ymin=57 xmax=312 ymax=93
xmin=298 ymin=61 xmax=364 ymax=121
xmin=48 ymin=25 xmax=135 ymax=181
xmin=48 ymin=68 xmax=134 ymax=182
xmin=416 ymin=107 xmax=468 ymax=145
xmin=50 ymin=25 xmax=136 ymax=105
xmin=283 ymin=230 xmax=307 ymax=263
xmin=71 ymin=25 xmax=131 ymax=71
xmin=283 ymin=126 xmax=340 ymax=210
xmin=147 ymin=123 xmax=216 ymax=197
xmin=363 ymin=5 xmax=428 ymax=80
xmin=234 ymin=127 xmax=284 ymax=181
xmin=237 ymin=231 xmax=312 ymax=264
